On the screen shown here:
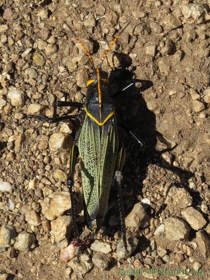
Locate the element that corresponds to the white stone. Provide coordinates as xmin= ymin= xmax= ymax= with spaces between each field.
xmin=8 ymin=198 xmax=15 ymax=210
xmin=41 ymin=191 xmax=71 ymax=220
xmin=145 ymin=44 xmax=156 ymax=56
xmin=0 ymin=225 xmax=17 ymax=248
xmin=91 ymin=240 xmax=112 ymax=254
xmin=0 ymin=99 xmax=6 ymax=109
xmin=14 ymin=232 xmax=36 ymax=251
xmin=49 ymin=133 xmax=66 ymax=151
xmin=7 ymin=86 xmax=24 ymax=107
xmin=27 ymin=103 xmax=42 ymax=115
xmin=0 ymin=181 xmax=12 ymax=192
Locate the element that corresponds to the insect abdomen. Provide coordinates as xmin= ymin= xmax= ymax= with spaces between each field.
xmin=78 ymin=114 xmax=119 ymax=227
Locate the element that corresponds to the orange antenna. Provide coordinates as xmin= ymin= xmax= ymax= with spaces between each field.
xmin=100 ymin=21 xmax=131 ymax=68
xmin=63 ymin=22 xmax=95 ymax=69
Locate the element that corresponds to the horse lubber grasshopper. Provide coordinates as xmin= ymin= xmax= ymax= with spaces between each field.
xmin=28 ymin=21 xmax=143 ymax=262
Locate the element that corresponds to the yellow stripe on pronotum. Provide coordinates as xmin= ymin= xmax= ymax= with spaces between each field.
xmin=87 ymin=79 xmax=95 ymax=86
xmin=84 ymin=107 xmax=114 ymax=126
xmin=87 ymin=78 xmax=109 ymax=87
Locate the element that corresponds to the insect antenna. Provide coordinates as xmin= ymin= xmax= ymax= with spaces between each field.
xmin=63 ymin=22 xmax=95 ymax=69
xmin=100 ymin=21 xmax=131 ymax=68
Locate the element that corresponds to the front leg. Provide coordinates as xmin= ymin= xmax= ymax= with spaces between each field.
xmin=28 ymin=101 xmax=83 ymax=123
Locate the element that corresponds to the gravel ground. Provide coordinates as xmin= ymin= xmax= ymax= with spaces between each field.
xmin=0 ymin=0 xmax=210 ymax=279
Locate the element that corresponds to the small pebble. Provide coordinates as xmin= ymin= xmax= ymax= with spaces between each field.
xmin=91 ymin=240 xmax=112 ymax=254
xmin=92 ymin=252 xmax=111 ymax=271
xmin=49 ymin=133 xmax=66 ymax=151
xmin=125 ymin=202 xmax=149 ymax=228
xmin=154 ymin=224 xmax=165 ymax=236
xmin=192 ymin=100 xmax=205 ymax=112
xmin=60 ymin=243 xmax=77 ymax=262
xmin=27 ymin=104 xmax=42 ymax=115
xmin=7 ymin=87 xmax=24 ymax=107
xmin=0 ymin=181 xmax=12 ymax=192
xmin=37 ymin=9 xmax=48 ymax=20
xmin=25 ymin=210 xmax=41 ymax=226
xmin=14 ymin=232 xmax=36 ymax=251
xmin=41 ymin=191 xmax=71 ymax=220
xmin=39 ymin=27 xmax=50 ymax=40
xmin=8 ymin=198 xmax=15 ymax=210
xmin=0 ymin=225 xmax=17 ymax=248
xmin=160 ymin=38 xmax=174 ymax=55
xmin=33 ymin=52 xmax=45 ymax=66
xmin=0 ymin=25 xmax=8 ymax=33
xmin=60 ymin=123 xmax=73 ymax=134
xmin=0 ymin=273 xmax=9 ymax=280
xmin=150 ymin=240 xmax=156 ymax=251
xmin=0 ymin=99 xmax=6 ymax=109
xmin=193 ymin=262 xmax=202 ymax=271
xmin=53 ymin=169 xmax=67 ymax=183
xmin=68 ymin=254 xmax=93 ymax=275
xmin=203 ymin=87 xmax=210 ymax=103
xmin=181 ymin=207 xmax=207 ymax=230
xmin=3 ymin=8 xmax=13 ymax=21
xmin=38 ymin=140 xmax=48 ymax=150
xmin=157 ymin=249 xmax=167 ymax=258
xmin=50 ymin=215 xmax=72 ymax=243
xmin=45 ymin=44 xmax=58 ymax=56
xmin=75 ymin=69 xmax=88 ymax=88
xmin=116 ymin=237 xmax=139 ymax=260
xmin=25 ymin=68 xmax=38 ymax=79
xmin=145 ymin=44 xmax=156 ymax=57
xmin=162 ymin=255 xmax=170 ymax=262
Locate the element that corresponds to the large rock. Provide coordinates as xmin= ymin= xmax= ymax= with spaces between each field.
xmin=0 ymin=225 xmax=17 ymax=249
xmin=196 ymin=231 xmax=210 ymax=258
xmin=165 ymin=185 xmax=192 ymax=208
xmin=125 ymin=203 xmax=149 ymax=228
xmin=165 ymin=218 xmax=190 ymax=241
xmin=41 ymin=191 xmax=71 ymax=220
xmin=181 ymin=207 xmax=207 ymax=230
xmin=14 ymin=232 xmax=36 ymax=251
xmin=50 ymin=215 xmax=72 ymax=243
xmin=68 ymin=254 xmax=93 ymax=275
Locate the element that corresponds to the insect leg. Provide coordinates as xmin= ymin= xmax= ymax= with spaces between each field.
xmin=119 ymin=123 xmax=145 ymax=150
xmin=28 ymin=101 xmax=82 ymax=123
xmin=55 ymin=101 xmax=83 ymax=108
xmin=115 ymin=145 xmax=128 ymax=254
xmin=67 ymin=144 xmax=81 ymax=263
xmin=27 ymin=114 xmax=76 ymax=123
xmin=112 ymin=82 xmax=135 ymax=97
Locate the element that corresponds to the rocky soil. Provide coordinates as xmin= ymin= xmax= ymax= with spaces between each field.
xmin=0 ymin=0 xmax=210 ymax=279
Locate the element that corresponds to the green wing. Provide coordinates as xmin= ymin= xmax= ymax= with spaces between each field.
xmin=78 ymin=114 xmax=119 ymax=224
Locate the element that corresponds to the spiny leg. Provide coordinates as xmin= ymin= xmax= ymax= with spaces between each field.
xmin=112 ymin=82 xmax=135 ymax=97
xmin=67 ymin=144 xmax=81 ymax=263
xmin=111 ymin=71 xmax=145 ymax=149
xmin=115 ymin=145 xmax=128 ymax=254
xmin=28 ymin=101 xmax=83 ymax=123
xmin=112 ymin=66 xmax=137 ymax=97
xmin=119 ymin=123 xmax=145 ymax=150
xmin=115 ymin=170 xmax=128 ymax=255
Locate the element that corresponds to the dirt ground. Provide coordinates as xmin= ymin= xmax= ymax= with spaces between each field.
xmin=0 ymin=0 xmax=210 ymax=279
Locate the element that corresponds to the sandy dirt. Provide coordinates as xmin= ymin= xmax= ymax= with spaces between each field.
xmin=0 ymin=0 xmax=210 ymax=279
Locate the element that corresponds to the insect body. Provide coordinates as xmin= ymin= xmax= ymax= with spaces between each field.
xmin=79 ymin=67 xmax=119 ymax=232
xmin=28 ymin=21 xmax=138 ymax=261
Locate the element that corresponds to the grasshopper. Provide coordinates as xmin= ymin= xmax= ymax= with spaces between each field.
xmin=28 ymin=21 xmax=143 ymax=262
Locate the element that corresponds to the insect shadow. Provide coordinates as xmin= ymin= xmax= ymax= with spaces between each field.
xmin=104 ymin=54 xmax=194 ymax=225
